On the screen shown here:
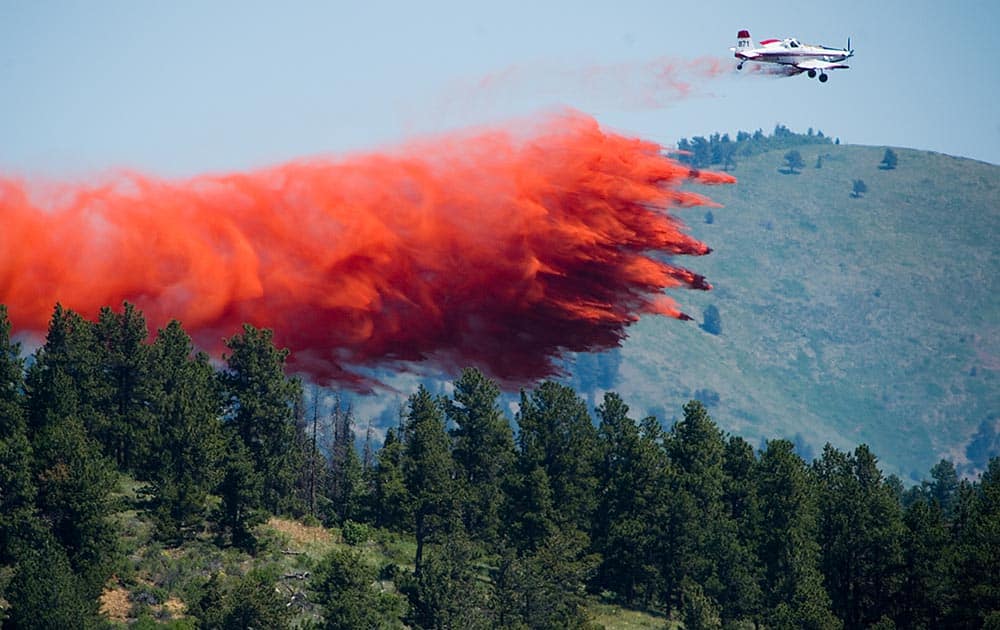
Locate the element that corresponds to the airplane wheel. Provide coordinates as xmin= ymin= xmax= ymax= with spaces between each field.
xmin=819 ymin=73 xmax=828 ymax=83
xmin=807 ymin=69 xmax=817 ymax=78
xmin=737 ymin=63 xmax=744 ymax=70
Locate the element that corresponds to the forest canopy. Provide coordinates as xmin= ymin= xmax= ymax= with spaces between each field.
xmin=1 ymin=302 xmax=998 ymax=628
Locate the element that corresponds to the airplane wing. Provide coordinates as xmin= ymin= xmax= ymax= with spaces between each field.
xmin=794 ymin=59 xmax=849 ymax=70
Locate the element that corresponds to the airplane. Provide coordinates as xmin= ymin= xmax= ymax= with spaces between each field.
xmin=731 ymin=30 xmax=853 ymax=82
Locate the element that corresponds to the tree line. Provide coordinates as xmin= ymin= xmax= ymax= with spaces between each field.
xmin=1 ymin=303 xmax=998 ymax=628
xmin=676 ymin=125 xmax=835 ymax=171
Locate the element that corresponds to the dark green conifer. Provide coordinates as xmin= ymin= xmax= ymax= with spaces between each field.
xmin=24 ymin=305 xmax=104 ymax=438
xmin=899 ymin=497 xmax=953 ymax=627
xmin=927 ymin=458 xmax=960 ymax=518
xmin=93 ymin=302 xmax=155 ymax=472
xmin=446 ymin=367 xmax=515 ymax=545
xmin=327 ymin=401 xmax=367 ymax=524
xmin=661 ymin=401 xmax=731 ymax=608
xmin=371 ymin=426 xmax=411 ymax=531
xmin=219 ymin=324 xmax=304 ymax=515
xmin=218 ymin=568 xmax=293 ymax=629
xmin=402 ymin=385 xmax=456 ymax=576
xmin=146 ymin=321 xmax=225 ymax=541
xmin=0 ymin=305 xmax=40 ymax=567
xmin=514 ymin=382 xmax=599 ymax=543
xmin=757 ymin=440 xmax=841 ymax=629
xmin=312 ymin=548 xmax=405 ymax=629
xmin=814 ymin=444 xmax=903 ymax=628
xmin=216 ymin=432 xmax=265 ymax=550
xmin=951 ymin=457 xmax=1000 ymax=626
xmin=491 ymin=528 xmax=598 ymax=629
xmin=23 ymin=305 xmax=119 ymax=598
xmin=410 ymin=533 xmax=492 ymax=629
xmin=594 ymin=392 xmax=670 ymax=605
xmin=5 ymin=532 xmax=101 ymax=629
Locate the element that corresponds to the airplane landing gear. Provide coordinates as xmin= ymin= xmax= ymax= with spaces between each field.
xmin=818 ymin=73 xmax=828 ymax=82
xmin=737 ymin=62 xmax=744 ymax=70
xmin=807 ymin=69 xmax=817 ymax=78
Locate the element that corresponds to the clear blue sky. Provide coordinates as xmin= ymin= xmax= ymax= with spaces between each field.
xmin=2 ymin=0 xmax=998 ymax=179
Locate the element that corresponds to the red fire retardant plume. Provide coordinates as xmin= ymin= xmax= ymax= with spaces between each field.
xmin=0 ymin=112 xmax=733 ymax=389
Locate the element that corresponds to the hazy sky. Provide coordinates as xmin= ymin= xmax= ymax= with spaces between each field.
xmin=2 ymin=0 xmax=998 ymax=178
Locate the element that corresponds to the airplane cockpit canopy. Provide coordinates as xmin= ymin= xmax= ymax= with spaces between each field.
xmin=787 ymin=38 xmax=800 ymax=47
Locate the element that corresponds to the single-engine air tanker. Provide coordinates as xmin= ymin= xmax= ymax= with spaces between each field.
xmin=731 ymin=30 xmax=853 ymax=82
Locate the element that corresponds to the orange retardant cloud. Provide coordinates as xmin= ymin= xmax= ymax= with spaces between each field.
xmin=0 ymin=111 xmax=733 ymax=389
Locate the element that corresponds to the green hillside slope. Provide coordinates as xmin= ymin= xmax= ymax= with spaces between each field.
xmin=613 ymin=145 xmax=998 ymax=479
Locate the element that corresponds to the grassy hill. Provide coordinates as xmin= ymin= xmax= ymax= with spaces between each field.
xmin=610 ymin=144 xmax=998 ymax=480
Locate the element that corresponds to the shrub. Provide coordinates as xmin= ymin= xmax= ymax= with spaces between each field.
xmin=341 ymin=520 xmax=370 ymax=546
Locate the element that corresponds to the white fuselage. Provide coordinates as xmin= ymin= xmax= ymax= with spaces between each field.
xmin=731 ymin=33 xmax=853 ymax=81
xmin=736 ymin=39 xmax=849 ymax=65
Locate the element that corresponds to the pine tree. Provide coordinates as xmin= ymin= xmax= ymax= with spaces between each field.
xmin=93 ymin=303 xmax=155 ymax=472
xmin=446 ymin=367 xmax=515 ymax=545
xmin=327 ymin=400 xmax=366 ymax=524
xmin=660 ymin=401 xmax=733 ymax=609
xmin=814 ymin=444 xmax=903 ymax=628
xmin=951 ymin=457 xmax=1000 ymax=626
xmin=0 ymin=305 xmax=40 ymax=567
xmin=371 ymin=427 xmax=411 ymax=531
xmin=362 ymin=418 xmax=376 ymax=472
xmin=926 ymin=458 xmax=960 ymax=518
xmin=690 ymin=136 xmax=711 ymax=167
xmin=757 ymin=440 xmax=840 ymax=629
xmin=594 ymin=392 xmax=670 ymax=606
xmin=301 ymin=387 xmax=323 ymax=518
xmin=899 ymin=497 xmax=953 ymax=627
xmin=23 ymin=305 xmax=119 ymax=598
xmin=491 ymin=528 xmax=598 ymax=629
xmin=217 ymin=568 xmax=293 ymax=630
xmin=146 ymin=321 xmax=225 ymax=542
xmin=24 ymin=305 xmax=105 ymax=440
xmin=513 ymin=382 xmax=599 ymax=544
xmin=721 ymin=140 xmax=738 ymax=171
xmin=719 ymin=436 xmax=766 ymax=623
xmin=851 ymin=179 xmax=868 ymax=198
xmin=784 ymin=150 xmax=805 ymax=173
xmin=681 ymin=578 xmax=723 ymax=630
xmin=879 ymin=148 xmax=898 ymax=170
xmin=219 ymin=324 xmax=303 ymax=515
xmin=409 ymin=533 xmax=492 ymax=629
xmin=0 ymin=420 xmax=39 ymax=567
xmin=402 ymin=385 xmax=456 ymax=576
xmin=29 ymin=413 xmax=119 ymax=599
xmin=0 ymin=304 xmax=24 ymax=416
xmin=312 ymin=548 xmax=405 ymax=629
xmin=5 ymin=531 xmax=102 ymax=629
xmin=511 ymin=464 xmax=559 ymax=551
xmin=216 ymin=432 xmax=265 ymax=550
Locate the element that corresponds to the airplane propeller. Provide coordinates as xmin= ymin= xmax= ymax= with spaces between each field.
xmin=846 ymin=37 xmax=854 ymax=57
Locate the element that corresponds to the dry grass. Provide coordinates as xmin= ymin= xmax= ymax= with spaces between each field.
xmin=162 ymin=597 xmax=186 ymax=617
xmin=587 ymin=601 xmax=675 ymax=629
xmin=267 ymin=516 xmax=334 ymax=551
xmin=99 ymin=585 xmax=131 ymax=623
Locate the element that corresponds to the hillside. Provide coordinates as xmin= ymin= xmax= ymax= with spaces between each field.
xmin=611 ymin=144 xmax=998 ymax=479
xmin=3 ymin=162 xmax=997 ymax=626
